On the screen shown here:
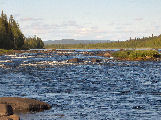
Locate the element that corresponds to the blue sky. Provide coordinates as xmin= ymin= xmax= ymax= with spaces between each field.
xmin=0 ymin=0 xmax=161 ymax=41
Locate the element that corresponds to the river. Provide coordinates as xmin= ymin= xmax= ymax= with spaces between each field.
xmin=0 ymin=50 xmax=161 ymax=120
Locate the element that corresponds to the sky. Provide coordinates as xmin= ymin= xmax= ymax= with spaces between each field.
xmin=0 ymin=0 xmax=161 ymax=41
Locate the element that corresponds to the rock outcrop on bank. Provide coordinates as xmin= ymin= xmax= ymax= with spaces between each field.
xmin=0 ymin=97 xmax=51 ymax=113
xmin=0 ymin=97 xmax=52 ymax=120
xmin=0 ymin=104 xmax=20 ymax=120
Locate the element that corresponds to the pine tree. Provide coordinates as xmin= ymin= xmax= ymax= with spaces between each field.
xmin=23 ymin=36 xmax=44 ymax=49
xmin=0 ymin=17 xmax=4 ymax=48
xmin=9 ymin=15 xmax=24 ymax=49
xmin=0 ymin=11 xmax=15 ymax=49
xmin=0 ymin=11 xmax=9 ymax=49
xmin=0 ymin=11 xmax=44 ymax=50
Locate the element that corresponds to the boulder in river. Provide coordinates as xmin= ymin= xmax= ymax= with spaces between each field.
xmin=103 ymin=52 xmax=111 ymax=57
xmin=0 ymin=97 xmax=51 ymax=113
xmin=96 ymin=52 xmax=111 ymax=57
xmin=91 ymin=58 xmax=102 ymax=63
xmin=67 ymin=58 xmax=82 ymax=63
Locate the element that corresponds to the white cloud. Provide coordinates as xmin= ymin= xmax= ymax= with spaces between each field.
xmin=20 ymin=17 xmax=43 ymax=22
xmin=0 ymin=1 xmax=6 ymax=5
xmin=21 ymin=20 xmax=108 ymax=40
xmin=19 ymin=16 xmax=161 ymax=41
xmin=134 ymin=18 xmax=144 ymax=21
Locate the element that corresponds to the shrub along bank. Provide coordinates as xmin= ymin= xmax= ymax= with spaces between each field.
xmin=0 ymin=49 xmax=13 ymax=55
xmin=112 ymin=50 xmax=160 ymax=60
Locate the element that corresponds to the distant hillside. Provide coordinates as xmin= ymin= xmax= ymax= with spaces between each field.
xmin=44 ymin=39 xmax=111 ymax=45
xmin=45 ymin=34 xmax=161 ymax=49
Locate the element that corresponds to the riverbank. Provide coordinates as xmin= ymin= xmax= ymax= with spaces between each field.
xmin=0 ymin=49 xmax=14 ymax=56
xmin=0 ymin=49 xmax=160 ymax=61
xmin=112 ymin=50 xmax=161 ymax=61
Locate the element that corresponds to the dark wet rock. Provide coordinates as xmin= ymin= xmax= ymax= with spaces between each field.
xmin=119 ymin=90 xmax=130 ymax=95
xmin=0 ymin=104 xmax=13 ymax=116
xmin=153 ymin=54 xmax=160 ymax=58
xmin=67 ymin=58 xmax=82 ymax=63
xmin=0 ymin=97 xmax=51 ymax=113
xmin=54 ymin=114 xmax=65 ymax=118
xmin=91 ymin=58 xmax=102 ymax=63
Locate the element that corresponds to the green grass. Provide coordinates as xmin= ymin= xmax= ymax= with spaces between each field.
xmin=0 ymin=49 xmax=13 ymax=55
xmin=112 ymin=50 xmax=160 ymax=60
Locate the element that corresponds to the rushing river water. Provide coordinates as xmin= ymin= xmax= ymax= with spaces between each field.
xmin=0 ymin=50 xmax=161 ymax=120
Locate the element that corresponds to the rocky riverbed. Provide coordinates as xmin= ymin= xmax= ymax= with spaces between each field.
xmin=0 ymin=49 xmax=161 ymax=120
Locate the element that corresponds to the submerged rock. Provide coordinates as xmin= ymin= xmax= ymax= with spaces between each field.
xmin=0 ymin=97 xmax=51 ymax=113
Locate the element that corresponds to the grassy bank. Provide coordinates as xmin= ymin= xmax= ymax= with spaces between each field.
xmin=0 ymin=49 xmax=13 ymax=55
xmin=112 ymin=50 xmax=160 ymax=60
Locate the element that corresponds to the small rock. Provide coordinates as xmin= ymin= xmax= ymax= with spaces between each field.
xmin=91 ymin=58 xmax=102 ymax=63
xmin=67 ymin=58 xmax=81 ymax=63
xmin=103 ymin=52 xmax=111 ymax=57
xmin=96 ymin=52 xmax=111 ymax=57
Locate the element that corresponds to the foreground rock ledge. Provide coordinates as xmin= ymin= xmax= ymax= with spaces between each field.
xmin=0 ymin=104 xmax=19 ymax=120
xmin=0 ymin=97 xmax=51 ymax=113
xmin=0 ymin=114 xmax=20 ymax=120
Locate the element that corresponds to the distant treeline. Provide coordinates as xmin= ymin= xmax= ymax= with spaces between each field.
xmin=0 ymin=11 xmax=44 ymax=50
xmin=46 ymin=34 xmax=161 ymax=49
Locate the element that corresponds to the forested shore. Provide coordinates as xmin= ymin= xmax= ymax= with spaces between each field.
xmin=0 ymin=11 xmax=44 ymax=50
xmin=45 ymin=34 xmax=161 ymax=49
